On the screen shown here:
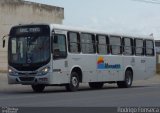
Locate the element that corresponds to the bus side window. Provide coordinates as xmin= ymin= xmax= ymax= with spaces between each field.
xmin=97 ymin=35 xmax=109 ymax=55
xmin=68 ymin=32 xmax=80 ymax=53
xmin=109 ymin=36 xmax=122 ymax=55
xmin=145 ymin=40 xmax=154 ymax=56
xmin=80 ymin=33 xmax=96 ymax=54
xmin=123 ymin=37 xmax=133 ymax=55
xmin=53 ymin=34 xmax=67 ymax=59
xmin=135 ymin=38 xmax=144 ymax=56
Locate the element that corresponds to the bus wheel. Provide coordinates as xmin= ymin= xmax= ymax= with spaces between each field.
xmin=117 ymin=70 xmax=133 ymax=88
xmin=89 ymin=82 xmax=104 ymax=89
xmin=65 ymin=72 xmax=79 ymax=92
xmin=31 ymin=84 xmax=45 ymax=92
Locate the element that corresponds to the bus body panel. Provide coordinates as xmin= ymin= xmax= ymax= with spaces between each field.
xmin=145 ymin=56 xmax=156 ymax=79
xmin=68 ymin=54 xmax=97 ymax=83
xmin=123 ymin=56 xmax=135 ymax=80
xmin=122 ymin=56 xmax=132 ymax=79
xmin=134 ymin=56 xmax=146 ymax=80
xmin=96 ymin=55 xmax=123 ymax=82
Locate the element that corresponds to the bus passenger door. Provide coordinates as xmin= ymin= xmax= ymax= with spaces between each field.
xmin=51 ymin=34 xmax=69 ymax=84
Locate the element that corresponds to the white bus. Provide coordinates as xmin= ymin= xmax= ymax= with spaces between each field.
xmin=3 ymin=24 xmax=156 ymax=92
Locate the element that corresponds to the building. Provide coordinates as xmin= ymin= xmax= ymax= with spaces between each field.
xmin=0 ymin=0 xmax=64 ymax=72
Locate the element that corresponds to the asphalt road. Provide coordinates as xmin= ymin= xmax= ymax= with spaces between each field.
xmin=0 ymin=78 xmax=160 ymax=107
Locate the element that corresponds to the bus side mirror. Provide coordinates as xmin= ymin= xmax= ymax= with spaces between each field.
xmin=2 ymin=34 xmax=8 ymax=48
xmin=3 ymin=39 xmax=5 ymax=48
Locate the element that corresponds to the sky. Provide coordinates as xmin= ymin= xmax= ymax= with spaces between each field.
xmin=25 ymin=0 xmax=160 ymax=39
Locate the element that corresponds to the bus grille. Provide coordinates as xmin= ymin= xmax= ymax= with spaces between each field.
xmin=19 ymin=77 xmax=35 ymax=82
xmin=18 ymin=72 xmax=37 ymax=76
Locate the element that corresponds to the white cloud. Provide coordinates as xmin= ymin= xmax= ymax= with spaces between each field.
xmin=27 ymin=0 xmax=160 ymax=39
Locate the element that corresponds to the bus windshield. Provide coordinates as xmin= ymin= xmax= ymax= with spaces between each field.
xmin=8 ymin=25 xmax=50 ymax=71
xmin=9 ymin=36 xmax=50 ymax=64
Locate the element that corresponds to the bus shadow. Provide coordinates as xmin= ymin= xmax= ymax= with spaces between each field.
xmin=0 ymin=85 xmax=152 ymax=95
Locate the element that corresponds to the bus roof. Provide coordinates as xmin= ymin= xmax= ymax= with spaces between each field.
xmin=50 ymin=24 xmax=154 ymax=40
xmin=11 ymin=23 xmax=154 ymax=40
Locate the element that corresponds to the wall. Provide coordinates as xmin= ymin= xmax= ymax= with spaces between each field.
xmin=0 ymin=0 xmax=64 ymax=72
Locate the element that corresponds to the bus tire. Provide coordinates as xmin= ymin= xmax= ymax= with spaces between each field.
xmin=117 ymin=69 xmax=133 ymax=88
xmin=65 ymin=72 xmax=79 ymax=92
xmin=89 ymin=82 xmax=104 ymax=89
xmin=31 ymin=84 xmax=45 ymax=92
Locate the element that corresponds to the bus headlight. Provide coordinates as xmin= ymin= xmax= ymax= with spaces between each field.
xmin=8 ymin=68 xmax=12 ymax=73
xmin=8 ymin=68 xmax=18 ymax=76
xmin=38 ymin=67 xmax=50 ymax=76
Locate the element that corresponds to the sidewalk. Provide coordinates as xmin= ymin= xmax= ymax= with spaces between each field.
xmin=133 ymin=74 xmax=160 ymax=85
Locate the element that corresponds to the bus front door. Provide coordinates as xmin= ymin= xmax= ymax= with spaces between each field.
xmin=52 ymin=34 xmax=69 ymax=84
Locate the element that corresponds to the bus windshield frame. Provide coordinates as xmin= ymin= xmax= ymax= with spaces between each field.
xmin=8 ymin=25 xmax=51 ymax=71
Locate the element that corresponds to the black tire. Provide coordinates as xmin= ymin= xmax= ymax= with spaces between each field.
xmin=117 ymin=70 xmax=133 ymax=88
xmin=31 ymin=84 xmax=45 ymax=92
xmin=65 ymin=72 xmax=79 ymax=92
xmin=89 ymin=82 xmax=104 ymax=89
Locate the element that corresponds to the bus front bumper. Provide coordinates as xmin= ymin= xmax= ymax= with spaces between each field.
xmin=8 ymin=73 xmax=51 ymax=85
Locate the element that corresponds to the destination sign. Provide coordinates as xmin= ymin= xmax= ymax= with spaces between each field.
xmin=10 ymin=25 xmax=50 ymax=36
xmin=18 ymin=28 xmax=41 ymax=33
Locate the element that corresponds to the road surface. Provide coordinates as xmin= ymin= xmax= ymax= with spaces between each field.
xmin=0 ymin=73 xmax=160 ymax=107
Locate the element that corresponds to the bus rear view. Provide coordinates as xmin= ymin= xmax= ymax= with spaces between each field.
xmin=8 ymin=25 xmax=51 ymax=92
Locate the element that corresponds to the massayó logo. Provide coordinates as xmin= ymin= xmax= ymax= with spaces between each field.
xmin=97 ymin=56 xmax=121 ymax=69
